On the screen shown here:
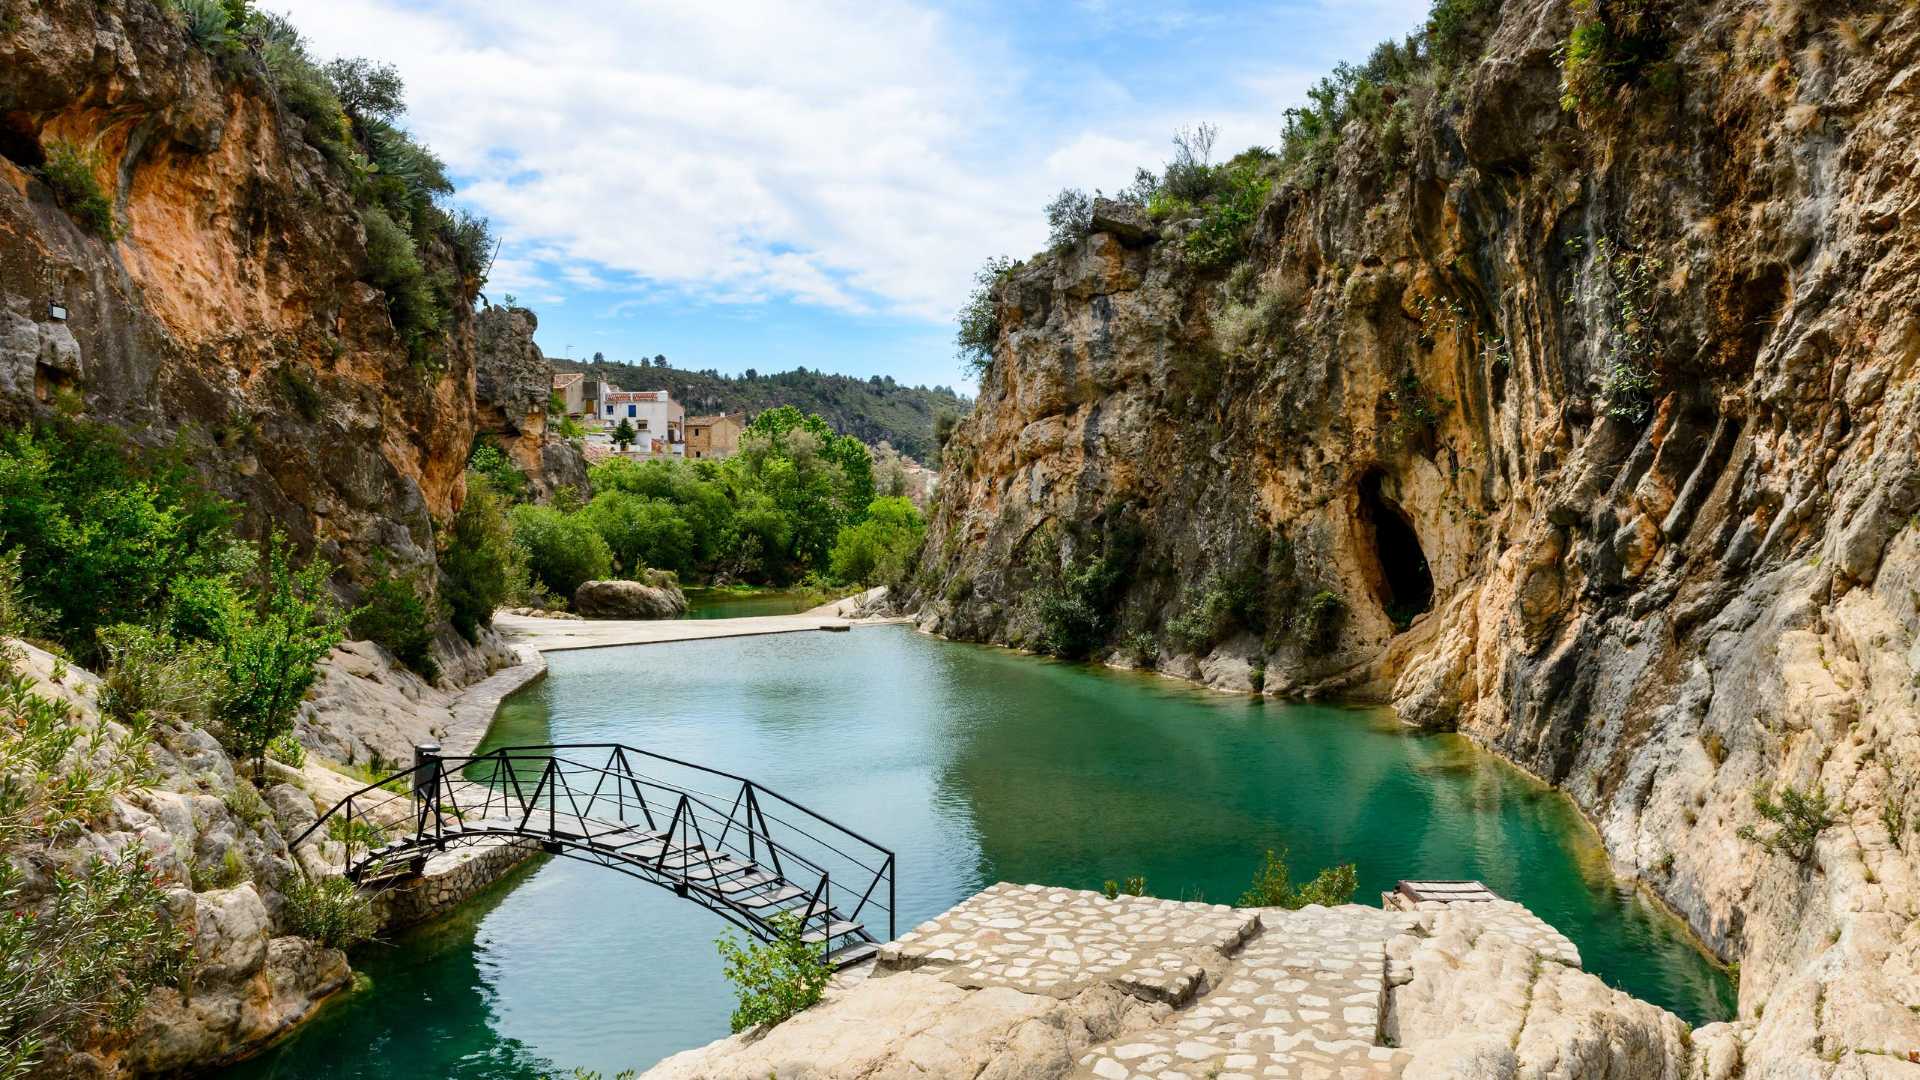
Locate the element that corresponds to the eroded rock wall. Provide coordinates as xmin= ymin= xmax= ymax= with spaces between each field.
xmin=911 ymin=0 xmax=1920 ymax=1072
xmin=0 ymin=0 xmax=474 ymax=583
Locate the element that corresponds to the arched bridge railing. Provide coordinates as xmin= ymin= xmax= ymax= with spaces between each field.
xmin=290 ymin=743 xmax=895 ymax=967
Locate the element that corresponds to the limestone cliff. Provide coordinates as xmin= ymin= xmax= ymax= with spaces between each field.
xmin=911 ymin=0 xmax=1920 ymax=1072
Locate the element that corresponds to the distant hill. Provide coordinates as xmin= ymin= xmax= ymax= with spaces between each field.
xmin=550 ymin=355 xmax=970 ymax=462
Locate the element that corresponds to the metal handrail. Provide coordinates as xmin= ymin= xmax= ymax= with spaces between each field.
xmin=290 ymin=743 xmax=898 ymax=943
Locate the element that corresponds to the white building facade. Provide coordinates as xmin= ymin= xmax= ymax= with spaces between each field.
xmin=600 ymin=390 xmax=685 ymax=458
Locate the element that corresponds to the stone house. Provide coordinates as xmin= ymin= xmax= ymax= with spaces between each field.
xmin=685 ymin=412 xmax=745 ymax=459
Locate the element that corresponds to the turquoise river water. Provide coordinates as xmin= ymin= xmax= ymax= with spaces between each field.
xmin=676 ymin=588 xmax=820 ymax=619
xmin=229 ymin=625 xmax=1732 ymax=1078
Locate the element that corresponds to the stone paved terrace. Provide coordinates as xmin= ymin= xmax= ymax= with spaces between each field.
xmin=646 ymin=883 xmax=1695 ymax=1080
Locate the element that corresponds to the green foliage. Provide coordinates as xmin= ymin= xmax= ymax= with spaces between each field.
xmin=1034 ymin=554 xmax=1124 ymax=661
xmin=214 ymin=538 xmax=349 ymax=781
xmin=0 ymin=420 xmax=240 ymax=665
xmin=1045 ymin=187 xmax=1093 ymax=250
xmin=223 ymin=780 xmax=270 ymax=828
xmin=351 ymin=567 xmax=439 ymax=681
xmin=1101 ymin=876 xmax=1147 ymax=899
xmin=1427 ymin=0 xmax=1504 ymax=69
xmin=1573 ymin=236 xmax=1665 ymax=424
xmin=467 ymin=443 xmax=528 ymax=503
xmin=583 ymin=491 xmax=695 ymax=578
xmin=828 ymin=497 xmax=925 ymax=586
xmin=1737 ymin=784 xmax=1837 ymax=864
xmin=37 ymin=142 xmax=117 ymax=239
xmin=439 ymin=473 xmax=524 ymax=641
xmin=0 ymin=552 xmax=39 ymax=642
xmin=359 ymin=207 xmax=447 ymax=369
xmin=1237 ymin=847 xmax=1360 ymax=909
xmin=715 ymin=913 xmax=834 ymax=1033
xmin=1297 ymin=590 xmax=1347 ymax=655
xmin=1121 ymin=629 xmax=1158 ymax=668
xmin=955 ymin=256 xmax=1014 ymax=377
xmin=324 ymin=815 xmax=386 ymax=850
xmin=1385 ymin=368 xmax=1453 ymax=446
xmin=0 ymin=661 xmax=146 ymax=849
xmin=267 ymin=732 xmax=306 ymax=769
xmin=1883 ymin=797 xmax=1907 ymax=852
xmin=281 ymin=876 xmax=378 ymax=950
xmin=611 ymin=418 xmax=638 ymax=451
xmin=170 ymin=0 xmax=237 ymax=50
xmin=0 ymin=847 xmax=191 ymax=1079
xmin=509 ymin=505 xmax=613 ymax=601
xmin=98 ymin=624 xmax=218 ymax=733
xmin=273 ymin=364 xmax=324 ymax=422
xmin=1559 ymin=0 xmax=1673 ymax=118
xmin=1180 ymin=157 xmax=1273 ymax=271
xmin=1168 ymin=571 xmax=1267 ymax=653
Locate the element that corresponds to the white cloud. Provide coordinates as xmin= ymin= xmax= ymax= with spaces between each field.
xmin=271 ymin=0 xmax=1433 ymax=331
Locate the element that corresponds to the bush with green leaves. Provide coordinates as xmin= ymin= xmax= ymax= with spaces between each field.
xmin=1237 ymin=848 xmax=1359 ymax=909
xmin=1034 ymin=554 xmax=1124 ymax=661
xmin=214 ymin=538 xmax=349 ymax=781
xmin=351 ymin=566 xmax=439 ymax=681
xmin=1168 ymin=571 xmax=1267 ymax=653
xmin=1296 ymin=590 xmax=1347 ymax=654
xmin=38 ymin=141 xmax=117 ymax=239
xmin=1559 ymin=0 xmax=1672 ymax=119
xmin=467 ymin=443 xmax=529 ymax=503
xmin=281 ymin=876 xmax=378 ymax=950
xmin=439 ymin=473 xmax=524 ymax=641
xmin=509 ymin=504 xmax=613 ymax=601
xmin=715 ymin=913 xmax=834 ymax=1033
xmin=827 ymin=496 xmax=925 ymax=586
xmin=955 ymin=256 xmax=1013 ymax=376
xmin=1044 ymin=187 xmax=1093 ymax=249
xmin=97 ymin=624 xmax=219 ymax=733
xmin=1738 ymin=784 xmax=1837 ymax=864
xmin=0 ymin=421 xmax=241 ymax=666
xmin=0 ymin=847 xmax=192 ymax=1080
xmin=267 ymin=731 xmax=307 ymax=769
xmin=582 ymin=492 xmax=695 ymax=578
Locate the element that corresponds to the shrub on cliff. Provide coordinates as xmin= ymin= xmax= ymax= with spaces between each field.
xmin=440 ymin=475 xmax=524 ymax=641
xmin=1044 ymin=188 xmax=1094 ymax=250
xmin=509 ymin=505 xmax=613 ymax=601
xmin=955 ymin=256 xmax=1013 ymax=376
xmin=351 ymin=566 xmax=440 ymax=681
xmin=281 ymin=876 xmax=377 ymax=951
xmin=1738 ymin=784 xmax=1837 ymax=864
xmin=214 ymin=538 xmax=349 ymax=781
xmin=0 ymin=421 xmax=240 ymax=666
xmin=37 ymin=142 xmax=117 ymax=239
xmin=1238 ymin=847 xmax=1359 ymax=909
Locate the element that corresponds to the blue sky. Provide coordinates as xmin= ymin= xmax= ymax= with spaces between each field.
xmin=276 ymin=0 xmax=1429 ymax=391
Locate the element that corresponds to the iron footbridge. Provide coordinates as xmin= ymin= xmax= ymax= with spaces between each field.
xmin=290 ymin=743 xmax=896 ymax=967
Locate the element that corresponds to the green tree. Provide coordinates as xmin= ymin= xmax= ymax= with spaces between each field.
xmin=466 ymin=443 xmax=527 ymax=503
xmin=612 ymin=418 xmax=638 ymax=451
xmin=582 ymin=492 xmax=695 ymax=578
xmin=828 ymin=497 xmax=925 ymax=585
xmin=439 ymin=473 xmax=523 ymax=641
xmin=351 ymin=565 xmax=439 ymax=681
xmin=214 ymin=538 xmax=349 ymax=781
xmin=509 ymin=504 xmax=613 ymax=600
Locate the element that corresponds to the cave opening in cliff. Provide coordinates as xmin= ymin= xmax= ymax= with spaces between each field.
xmin=1358 ymin=469 xmax=1433 ymax=629
xmin=0 ymin=113 xmax=42 ymax=170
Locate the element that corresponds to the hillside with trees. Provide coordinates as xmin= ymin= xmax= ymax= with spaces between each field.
xmin=549 ymin=354 xmax=969 ymax=462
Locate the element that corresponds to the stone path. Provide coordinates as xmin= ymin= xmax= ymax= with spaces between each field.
xmin=493 ymin=610 xmax=889 ymax=653
xmin=872 ymin=884 xmax=1590 ymax=1080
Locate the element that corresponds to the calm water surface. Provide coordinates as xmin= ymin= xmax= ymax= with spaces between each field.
xmin=678 ymin=588 xmax=818 ymax=619
xmin=231 ymin=626 xmax=1732 ymax=1078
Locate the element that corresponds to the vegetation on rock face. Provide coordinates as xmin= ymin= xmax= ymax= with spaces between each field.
xmin=37 ymin=141 xmax=117 ymax=239
xmin=715 ymin=913 xmax=834 ymax=1033
xmin=1738 ymin=784 xmax=1838 ymax=864
xmin=161 ymin=0 xmax=491 ymax=369
xmin=1237 ymin=848 xmax=1360 ymax=909
xmin=213 ymin=538 xmax=349 ymax=781
xmin=281 ymin=876 xmax=378 ymax=951
xmin=955 ymin=256 xmax=1015 ymax=378
xmin=351 ymin=565 xmax=440 ymax=681
xmin=438 ymin=474 xmax=525 ymax=641
xmin=0 ymin=624 xmax=190 ymax=1077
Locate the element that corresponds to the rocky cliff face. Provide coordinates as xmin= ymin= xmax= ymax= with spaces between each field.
xmin=912 ymin=0 xmax=1920 ymax=1072
xmin=474 ymin=304 xmax=588 ymax=501
xmin=0 ymin=0 xmax=473 ymax=584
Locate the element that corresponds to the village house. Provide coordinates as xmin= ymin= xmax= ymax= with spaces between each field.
xmin=601 ymin=389 xmax=685 ymax=457
xmin=553 ymin=372 xmax=621 ymax=422
xmin=684 ymin=412 xmax=745 ymax=459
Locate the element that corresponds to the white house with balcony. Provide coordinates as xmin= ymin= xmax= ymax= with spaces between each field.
xmin=600 ymin=390 xmax=685 ymax=457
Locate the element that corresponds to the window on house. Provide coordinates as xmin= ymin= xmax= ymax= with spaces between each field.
xmin=627 ymin=405 xmax=636 ymax=417
xmin=637 ymin=419 xmax=649 ymax=430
